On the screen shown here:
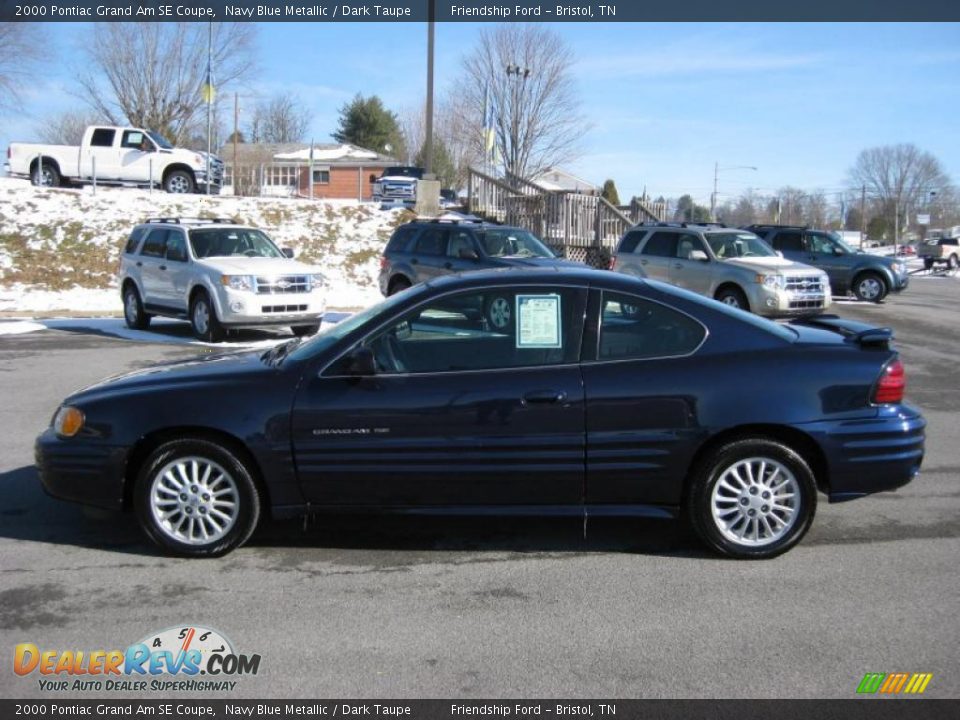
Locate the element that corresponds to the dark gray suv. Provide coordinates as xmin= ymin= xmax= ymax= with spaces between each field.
xmin=746 ymin=225 xmax=909 ymax=302
xmin=379 ymin=218 xmax=579 ymax=298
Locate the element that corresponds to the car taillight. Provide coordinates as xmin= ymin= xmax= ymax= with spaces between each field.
xmin=873 ymin=359 xmax=905 ymax=404
xmin=379 ymin=256 xmax=389 ymax=270
xmin=608 ymin=256 xmax=617 ymax=270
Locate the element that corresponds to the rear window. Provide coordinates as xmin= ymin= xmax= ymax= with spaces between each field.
xmin=140 ymin=229 xmax=168 ymax=258
xmin=617 ymin=230 xmax=647 ymax=254
xmin=386 ymin=226 xmax=418 ymax=253
xmin=89 ymin=128 xmax=115 ymax=147
xmin=640 ymin=232 xmax=679 ymax=257
xmin=413 ymin=228 xmax=448 ymax=256
xmin=124 ymin=226 xmax=148 ymax=255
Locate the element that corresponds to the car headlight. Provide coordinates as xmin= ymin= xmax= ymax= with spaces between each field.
xmin=756 ymin=274 xmax=785 ymax=289
xmin=221 ymin=275 xmax=255 ymax=292
xmin=896 ymin=262 xmax=907 ymax=274
xmin=309 ymin=273 xmax=326 ymax=291
xmin=53 ymin=406 xmax=85 ymax=438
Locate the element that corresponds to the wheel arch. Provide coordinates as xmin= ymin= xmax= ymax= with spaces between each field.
xmin=387 ymin=272 xmax=414 ymax=293
xmin=29 ymin=156 xmax=62 ymax=179
xmin=122 ymin=426 xmax=273 ymax=516
xmin=714 ymin=282 xmax=749 ymax=306
xmin=854 ymin=265 xmax=891 ymax=291
xmin=684 ymin=424 xmax=830 ymax=501
xmin=162 ymin=163 xmax=197 ymax=185
xmin=189 ymin=281 xmax=223 ymax=319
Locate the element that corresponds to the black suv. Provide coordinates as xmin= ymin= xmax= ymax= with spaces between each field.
xmin=379 ymin=217 xmax=579 ymax=299
xmin=745 ymin=225 xmax=910 ymax=302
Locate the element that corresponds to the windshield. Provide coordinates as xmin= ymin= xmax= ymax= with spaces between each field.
xmin=705 ymin=232 xmax=776 ymax=259
xmin=189 ymin=228 xmax=284 ymax=259
xmin=146 ymin=131 xmax=173 ymax=150
xmin=384 ymin=167 xmax=423 ymax=179
xmin=480 ymin=229 xmax=555 ymax=258
xmin=287 ymin=290 xmax=416 ymax=363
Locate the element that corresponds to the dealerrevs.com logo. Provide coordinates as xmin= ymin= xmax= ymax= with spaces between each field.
xmin=14 ymin=625 xmax=261 ymax=692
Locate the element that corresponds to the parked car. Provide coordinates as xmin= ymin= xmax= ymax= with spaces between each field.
xmin=118 ymin=217 xmax=327 ymax=342
xmin=36 ymin=268 xmax=925 ymax=559
xmin=379 ymin=217 xmax=580 ymax=329
xmin=918 ymin=236 xmax=960 ymax=271
xmin=610 ymin=222 xmax=830 ymax=317
xmin=896 ymin=244 xmax=917 ymax=257
xmin=372 ymin=166 xmax=423 ymax=206
xmin=745 ymin=225 xmax=909 ymax=302
xmin=4 ymin=125 xmax=223 ymax=194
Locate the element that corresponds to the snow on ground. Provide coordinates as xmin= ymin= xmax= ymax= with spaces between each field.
xmin=0 ymin=177 xmax=404 ymax=312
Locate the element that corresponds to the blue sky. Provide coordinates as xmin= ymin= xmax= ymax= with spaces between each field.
xmin=5 ymin=22 xmax=960 ymax=206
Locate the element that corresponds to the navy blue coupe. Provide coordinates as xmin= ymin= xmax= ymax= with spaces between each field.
xmin=36 ymin=268 xmax=925 ymax=559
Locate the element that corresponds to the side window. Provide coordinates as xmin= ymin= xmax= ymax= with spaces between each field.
xmin=140 ymin=229 xmax=168 ymax=258
xmin=775 ymin=231 xmax=804 ymax=252
xmin=617 ymin=230 xmax=647 ymax=254
xmin=349 ymin=287 xmax=585 ymax=375
xmin=676 ymin=234 xmax=704 ymax=259
xmin=121 ymin=130 xmax=146 ymax=149
xmin=89 ymin=128 xmax=115 ymax=147
xmin=598 ymin=292 xmax=706 ymax=361
xmin=386 ymin=227 xmax=416 ymax=253
xmin=808 ymin=233 xmax=835 ymax=254
xmin=640 ymin=232 xmax=679 ymax=257
xmin=124 ymin=227 xmax=147 ymax=255
xmin=447 ymin=231 xmax=476 ymax=258
xmin=165 ymin=232 xmax=188 ymax=262
xmin=413 ymin=228 xmax=448 ymax=256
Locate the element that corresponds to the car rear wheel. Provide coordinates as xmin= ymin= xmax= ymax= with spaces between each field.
xmin=852 ymin=272 xmax=886 ymax=302
xmin=291 ymin=324 xmax=320 ymax=337
xmin=715 ymin=287 xmax=749 ymax=312
xmin=190 ymin=290 xmax=225 ymax=343
xmin=123 ymin=285 xmax=151 ymax=330
xmin=388 ymin=277 xmax=411 ymax=296
xmin=949 ymin=254 xmax=959 ymax=270
xmin=31 ymin=161 xmax=60 ymax=188
xmin=134 ymin=439 xmax=260 ymax=557
xmin=688 ymin=438 xmax=817 ymax=559
xmin=923 ymin=258 xmax=934 ymax=271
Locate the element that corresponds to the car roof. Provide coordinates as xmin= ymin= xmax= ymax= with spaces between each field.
xmin=422 ymin=266 xmax=642 ymax=291
xmin=137 ymin=217 xmax=251 ymax=230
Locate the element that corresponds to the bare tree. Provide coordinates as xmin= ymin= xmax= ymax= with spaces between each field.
xmin=848 ymin=144 xmax=952 ymax=238
xmin=459 ymin=25 xmax=589 ymax=179
xmin=247 ymin=92 xmax=311 ymax=144
xmin=0 ymin=23 xmax=45 ymax=114
xmin=36 ymin=111 xmax=107 ymax=145
xmin=401 ymin=96 xmax=482 ymax=190
xmin=76 ymin=23 xmax=256 ymax=145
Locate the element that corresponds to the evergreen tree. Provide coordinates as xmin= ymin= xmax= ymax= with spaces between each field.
xmin=600 ymin=179 xmax=620 ymax=206
xmin=333 ymin=94 xmax=406 ymax=158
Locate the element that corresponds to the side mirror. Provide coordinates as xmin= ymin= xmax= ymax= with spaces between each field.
xmin=282 ymin=247 xmax=295 ymax=258
xmin=776 ymin=251 xmax=784 ymax=258
xmin=690 ymin=249 xmax=709 ymax=262
xmin=345 ymin=347 xmax=376 ymax=376
xmin=833 ymin=247 xmax=844 ymax=256
xmin=458 ymin=248 xmax=479 ymax=260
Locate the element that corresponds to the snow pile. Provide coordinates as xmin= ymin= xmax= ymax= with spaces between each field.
xmin=0 ymin=178 xmax=407 ymax=312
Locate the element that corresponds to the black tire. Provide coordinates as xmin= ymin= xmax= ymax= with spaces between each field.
xmin=715 ymin=286 xmax=750 ymax=312
xmin=687 ymin=438 xmax=817 ymax=559
xmin=31 ymin=160 xmax=60 ymax=188
xmin=949 ymin=254 xmax=959 ymax=270
xmin=923 ymin=258 xmax=934 ymax=271
xmin=134 ymin=438 xmax=261 ymax=557
xmin=190 ymin=290 xmax=225 ymax=343
xmin=291 ymin=324 xmax=320 ymax=337
xmin=122 ymin=284 xmax=151 ymax=330
xmin=387 ymin=276 xmax=411 ymax=296
xmin=852 ymin=271 xmax=887 ymax=303
xmin=164 ymin=169 xmax=195 ymax=194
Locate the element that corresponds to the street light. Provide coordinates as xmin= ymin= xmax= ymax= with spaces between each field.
xmin=711 ymin=163 xmax=757 ymax=221
xmin=504 ymin=63 xmax=532 ymax=179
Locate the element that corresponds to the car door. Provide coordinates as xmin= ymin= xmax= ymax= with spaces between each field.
xmin=80 ymin=127 xmax=120 ymax=180
xmin=118 ymin=129 xmax=154 ymax=183
xmin=291 ymin=284 xmax=588 ymax=507
xmin=158 ymin=229 xmax=191 ymax=311
xmin=635 ymin=231 xmax=679 ymax=281
xmin=805 ymin=231 xmax=850 ymax=291
xmin=581 ymin=289 xmax=709 ymax=506
xmin=408 ymin=227 xmax=450 ymax=282
xmin=668 ymin=233 xmax=713 ymax=294
xmin=137 ymin=229 xmax=170 ymax=306
xmin=443 ymin=229 xmax=482 ymax=275
xmin=769 ymin=230 xmax=805 ymax=262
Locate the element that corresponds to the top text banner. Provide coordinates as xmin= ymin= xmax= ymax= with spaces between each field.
xmin=2 ymin=0 xmax=958 ymax=22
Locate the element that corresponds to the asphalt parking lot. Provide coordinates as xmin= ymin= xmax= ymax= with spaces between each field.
xmin=1 ymin=278 xmax=957 ymax=699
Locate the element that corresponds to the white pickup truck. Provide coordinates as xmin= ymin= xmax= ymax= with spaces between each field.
xmin=4 ymin=125 xmax=223 ymax=194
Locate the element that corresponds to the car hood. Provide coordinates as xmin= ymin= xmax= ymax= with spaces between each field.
xmin=724 ymin=256 xmax=820 ymax=274
xmin=197 ymin=257 xmax=324 ymax=275
xmin=68 ymin=350 xmax=274 ymax=403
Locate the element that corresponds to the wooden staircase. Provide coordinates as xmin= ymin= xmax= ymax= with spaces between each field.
xmin=466 ymin=168 xmax=666 ymax=267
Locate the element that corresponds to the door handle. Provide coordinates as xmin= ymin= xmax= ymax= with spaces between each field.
xmin=640 ymin=259 xmax=648 ymax=265
xmin=673 ymin=263 xmax=683 ymax=269
xmin=443 ymin=262 xmax=453 ymax=269
xmin=522 ymin=390 xmax=567 ymax=405
xmin=159 ymin=265 xmax=167 ymax=271
xmin=136 ymin=261 xmax=142 ymax=267
xmin=410 ymin=258 xmax=419 ymax=265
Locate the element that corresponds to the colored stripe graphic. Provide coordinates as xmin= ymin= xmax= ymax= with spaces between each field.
xmin=857 ymin=672 xmax=933 ymax=694
xmin=857 ymin=673 xmax=885 ymax=694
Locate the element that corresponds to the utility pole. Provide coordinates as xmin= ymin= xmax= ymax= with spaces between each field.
xmin=232 ymin=92 xmax=238 ymax=195
xmin=859 ymin=184 xmax=866 ymax=249
xmin=711 ymin=161 xmax=718 ymax=221
xmin=423 ymin=0 xmax=435 ymax=177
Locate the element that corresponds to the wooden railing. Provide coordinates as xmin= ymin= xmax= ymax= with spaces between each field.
xmin=466 ymin=167 xmax=664 ymax=266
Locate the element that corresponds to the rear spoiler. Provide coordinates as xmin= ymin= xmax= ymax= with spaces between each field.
xmin=789 ymin=315 xmax=893 ymax=348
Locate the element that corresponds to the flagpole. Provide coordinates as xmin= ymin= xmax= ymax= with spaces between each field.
xmin=206 ymin=22 xmax=213 ymax=196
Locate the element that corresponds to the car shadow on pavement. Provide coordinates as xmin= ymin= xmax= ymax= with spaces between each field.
xmin=0 ymin=464 xmax=711 ymax=560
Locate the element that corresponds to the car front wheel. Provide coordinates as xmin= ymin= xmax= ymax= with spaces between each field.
xmin=291 ymin=324 xmax=320 ymax=337
xmin=852 ymin=272 xmax=886 ymax=302
xmin=164 ymin=170 xmax=195 ymax=194
xmin=715 ymin=287 xmax=749 ymax=312
xmin=190 ymin=290 xmax=225 ymax=343
xmin=134 ymin=439 xmax=261 ymax=557
xmin=688 ymin=438 xmax=817 ymax=559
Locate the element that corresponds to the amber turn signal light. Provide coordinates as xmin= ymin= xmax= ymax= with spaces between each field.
xmin=53 ymin=406 xmax=85 ymax=437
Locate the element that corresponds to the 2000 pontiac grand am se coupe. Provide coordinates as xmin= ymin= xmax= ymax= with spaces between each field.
xmin=36 ymin=268 xmax=925 ymax=559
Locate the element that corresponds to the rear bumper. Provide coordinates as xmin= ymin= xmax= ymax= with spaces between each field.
xmin=35 ymin=429 xmax=128 ymax=511
xmin=799 ymin=405 xmax=925 ymax=502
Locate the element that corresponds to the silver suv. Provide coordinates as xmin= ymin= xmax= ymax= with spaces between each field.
xmin=611 ymin=223 xmax=831 ymax=317
xmin=119 ymin=218 xmax=327 ymax=342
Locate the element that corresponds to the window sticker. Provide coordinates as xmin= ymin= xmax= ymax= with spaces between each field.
xmin=516 ymin=294 xmax=562 ymax=348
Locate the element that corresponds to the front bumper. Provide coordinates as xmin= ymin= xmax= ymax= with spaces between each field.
xmin=799 ymin=405 xmax=926 ymax=502
xmin=749 ymin=285 xmax=831 ymax=317
xmin=35 ymin=428 xmax=128 ymax=511
xmin=890 ymin=271 xmax=910 ymax=292
xmin=214 ymin=286 xmax=327 ymax=327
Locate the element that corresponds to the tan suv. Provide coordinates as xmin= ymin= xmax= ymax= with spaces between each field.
xmin=611 ymin=223 xmax=830 ymax=317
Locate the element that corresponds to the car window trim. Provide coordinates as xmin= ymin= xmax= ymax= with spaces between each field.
xmin=585 ymin=289 xmax=710 ymax=365
xmin=318 ymin=282 xmax=591 ymax=378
